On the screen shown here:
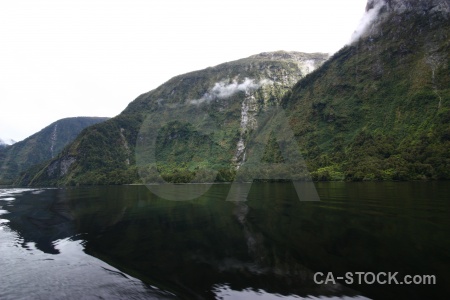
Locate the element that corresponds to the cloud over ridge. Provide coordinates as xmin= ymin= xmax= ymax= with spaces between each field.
xmin=189 ymin=78 xmax=270 ymax=105
xmin=349 ymin=0 xmax=386 ymax=44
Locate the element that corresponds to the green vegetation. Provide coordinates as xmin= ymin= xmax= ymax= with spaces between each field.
xmin=21 ymin=52 xmax=327 ymax=186
xmin=16 ymin=8 xmax=450 ymax=185
xmin=284 ymin=11 xmax=450 ymax=181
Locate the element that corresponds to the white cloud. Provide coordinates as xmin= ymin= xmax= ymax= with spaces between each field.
xmin=349 ymin=0 xmax=386 ymax=44
xmin=189 ymin=78 xmax=269 ymax=105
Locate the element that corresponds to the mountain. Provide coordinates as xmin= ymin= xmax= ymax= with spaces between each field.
xmin=20 ymin=0 xmax=450 ymax=186
xmin=0 ymin=117 xmax=109 ymax=185
xmin=280 ymin=0 xmax=450 ymax=180
xmin=20 ymin=52 xmax=329 ymax=186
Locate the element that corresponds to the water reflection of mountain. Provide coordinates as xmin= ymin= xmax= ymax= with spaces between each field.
xmin=1 ymin=185 xmax=359 ymax=299
xmin=0 ymin=188 xmax=76 ymax=254
xmin=3 ymin=183 xmax=449 ymax=299
xmin=71 ymin=185 xmax=360 ymax=299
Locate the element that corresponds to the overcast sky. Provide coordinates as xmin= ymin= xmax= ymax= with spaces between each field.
xmin=0 ymin=0 xmax=367 ymax=142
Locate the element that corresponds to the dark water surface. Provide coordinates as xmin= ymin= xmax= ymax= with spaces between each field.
xmin=0 ymin=182 xmax=449 ymax=299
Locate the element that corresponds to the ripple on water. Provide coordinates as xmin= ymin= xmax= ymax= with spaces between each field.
xmin=212 ymin=284 xmax=371 ymax=300
xmin=0 ymin=188 xmax=47 ymax=199
xmin=0 ymin=197 xmax=15 ymax=201
xmin=0 ymin=229 xmax=177 ymax=300
xmin=0 ymin=218 xmax=9 ymax=231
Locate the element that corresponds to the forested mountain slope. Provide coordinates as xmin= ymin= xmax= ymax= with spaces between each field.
xmin=0 ymin=117 xmax=108 ymax=185
xmin=282 ymin=0 xmax=450 ymax=180
xmin=22 ymin=52 xmax=327 ymax=185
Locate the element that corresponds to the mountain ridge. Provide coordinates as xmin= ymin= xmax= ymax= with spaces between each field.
xmin=0 ymin=117 xmax=109 ymax=185
xmin=22 ymin=51 xmax=328 ymax=186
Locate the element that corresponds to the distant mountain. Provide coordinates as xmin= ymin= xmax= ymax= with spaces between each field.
xmin=20 ymin=51 xmax=328 ymax=186
xmin=0 ymin=117 xmax=109 ymax=185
